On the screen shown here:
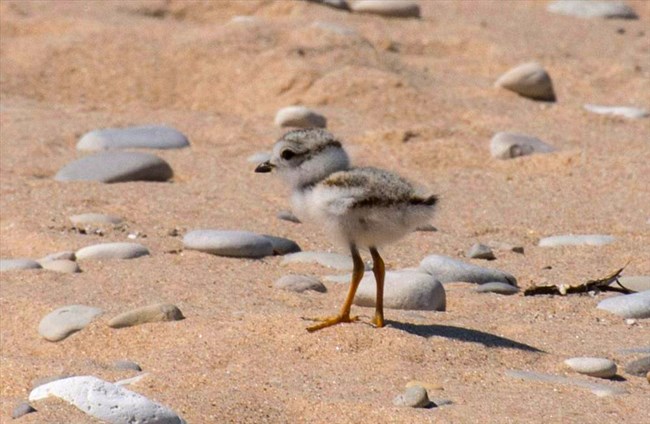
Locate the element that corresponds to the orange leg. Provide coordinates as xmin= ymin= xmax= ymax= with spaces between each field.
xmin=369 ymin=247 xmax=385 ymax=328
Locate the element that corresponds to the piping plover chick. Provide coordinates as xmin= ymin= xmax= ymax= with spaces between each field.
xmin=256 ymin=128 xmax=437 ymax=331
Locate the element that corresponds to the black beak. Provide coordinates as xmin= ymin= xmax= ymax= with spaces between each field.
xmin=255 ymin=161 xmax=274 ymax=173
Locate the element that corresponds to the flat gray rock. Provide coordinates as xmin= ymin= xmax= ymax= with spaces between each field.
xmin=495 ymin=62 xmax=556 ymax=101
xmin=475 ymin=282 xmax=519 ymax=295
xmin=274 ymin=275 xmax=326 ymax=293
xmin=183 ymin=230 xmax=274 ymax=258
xmin=0 ymin=258 xmax=42 ymax=271
xmin=506 ymin=369 xmax=627 ymax=397
xmin=29 ymin=376 xmax=185 ymax=424
xmin=77 ymin=125 xmax=189 ymax=151
xmin=39 ymin=259 xmax=81 ymax=273
xmin=262 ymin=235 xmax=301 ymax=255
xmin=490 ymin=132 xmax=555 ymax=159
xmin=274 ymin=106 xmax=327 ymax=128
xmin=281 ymin=251 xmax=369 ymax=271
xmin=612 ymin=276 xmax=650 ymax=293
xmin=564 ymin=357 xmax=617 ymax=378
xmin=584 ymin=104 xmax=648 ymax=119
xmin=108 ymin=303 xmax=184 ymax=328
xmin=55 ymin=151 xmax=173 ymax=183
xmin=467 ymin=243 xmax=496 ymax=260
xmin=392 ymin=386 xmax=430 ymax=408
xmin=113 ymin=360 xmax=143 ymax=372
xmin=351 ymin=0 xmax=421 ymax=18
xmin=70 ymin=213 xmax=123 ymax=226
xmin=597 ymin=291 xmax=650 ymax=319
xmin=38 ymin=305 xmax=103 ymax=342
xmin=76 ymin=242 xmax=150 ymax=260
xmin=623 ymin=356 xmax=650 ymax=377
xmin=539 ymin=234 xmax=615 ymax=247
xmin=11 ymin=401 xmax=36 ymax=419
xmin=354 ymin=271 xmax=446 ymax=311
xmin=419 ymin=254 xmax=517 ymax=286
xmin=547 ymin=1 xmax=638 ymax=19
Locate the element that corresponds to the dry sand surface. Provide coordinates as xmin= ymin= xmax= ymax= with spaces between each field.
xmin=1 ymin=0 xmax=649 ymax=422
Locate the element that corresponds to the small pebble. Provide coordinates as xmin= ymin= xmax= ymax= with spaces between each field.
xmin=490 ymin=132 xmax=555 ymax=159
xmin=0 ymin=258 xmax=42 ymax=272
xmin=274 ymin=275 xmax=326 ymax=293
xmin=467 ymin=243 xmax=496 ymax=260
xmin=281 ymin=251 xmax=370 ymax=271
xmin=11 ymin=401 xmax=36 ymax=419
xmin=39 ymin=259 xmax=81 ymax=273
xmin=547 ymin=0 xmax=638 ymax=19
xmin=113 ymin=360 xmax=143 ymax=372
xmin=495 ymin=62 xmax=556 ymax=101
xmin=76 ymin=242 xmax=150 ymax=260
xmin=351 ymin=0 xmax=421 ymax=18
xmin=76 ymin=125 xmax=189 ymax=151
xmin=274 ymin=106 xmax=327 ymax=128
xmin=564 ymin=357 xmax=617 ymax=378
xmin=538 ymin=234 xmax=615 ymax=247
xmin=475 ymin=282 xmax=520 ymax=295
xmin=55 ymin=151 xmax=173 ymax=183
xmin=38 ymin=305 xmax=103 ymax=342
xmin=183 ymin=230 xmax=274 ymax=258
xmin=70 ymin=213 xmax=123 ymax=226
xmin=624 ymin=356 xmax=650 ymax=377
xmin=584 ymin=104 xmax=648 ymax=119
xmin=597 ymin=291 xmax=650 ymax=319
xmin=419 ymin=254 xmax=517 ymax=286
xmin=354 ymin=270 xmax=446 ymax=311
xmin=277 ymin=210 xmax=301 ymax=223
xmin=108 ymin=303 xmax=184 ymax=328
xmin=392 ymin=386 xmax=431 ymax=408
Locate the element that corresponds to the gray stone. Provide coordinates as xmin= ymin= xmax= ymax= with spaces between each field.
xmin=40 ymin=251 xmax=76 ymax=262
xmin=624 ymin=356 xmax=650 ymax=377
xmin=274 ymin=275 xmax=326 ymax=293
xmin=392 ymin=386 xmax=430 ymax=408
xmin=29 ymin=376 xmax=185 ymax=424
xmin=76 ymin=242 xmax=150 ymax=260
xmin=564 ymin=357 xmax=617 ymax=378
xmin=506 ymin=369 xmax=627 ymax=396
xmin=597 ymin=291 xmax=650 ymax=319
xmin=247 ymin=151 xmax=271 ymax=163
xmin=113 ymin=360 xmax=143 ymax=372
xmin=0 ymin=258 xmax=42 ymax=272
xmin=11 ymin=401 xmax=36 ymax=419
xmin=77 ymin=125 xmax=189 ymax=151
xmin=281 ymin=251 xmax=370 ymax=271
xmin=351 ymin=0 xmax=421 ymax=18
xmin=584 ymin=104 xmax=648 ymax=119
xmin=475 ymin=282 xmax=519 ymax=295
xmin=538 ymin=234 xmax=615 ymax=247
xmin=354 ymin=271 xmax=446 ymax=311
xmin=419 ymin=255 xmax=517 ymax=286
xmin=277 ymin=210 xmax=301 ymax=223
xmin=38 ymin=305 xmax=103 ymax=342
xmin=467 ymin=243 xmax=496 ymax=260
xmin=495 ymin=62 xmax=556 ymax=101
xmin=611 ymin=276 xmax=650 ymax=293
xmin=39 ymin=259 xmax=81 ymax=273
xmin=490 ymin=132 xmax=555 ymax=159
xmin=547 ymin=1 xmax=638 ymax=19
xmin=55 ymin=151 xmax=173 ymax=183
xmin=262 ymin=235 xmax=302 ymax=255
xmin=274 ymin=106 xmax=327 ymax=128
xmin=183 ymin=230 xmax=274 ymax=258
xmin=70 ymin=213 xmax=123 ymax=226
xmin=108 ymin=303 xmax=184 ymax=329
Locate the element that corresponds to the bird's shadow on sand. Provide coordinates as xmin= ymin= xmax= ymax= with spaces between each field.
xmin=388 ymin=321 xmax=545 ymax=353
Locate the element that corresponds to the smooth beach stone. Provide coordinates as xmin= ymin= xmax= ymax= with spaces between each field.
xmin=564 ymin=357 xmax=617 ymax=378
xmin=77 ymin=125 xmax=189 ymax=151
xmin=76 ymin=242 xmax=150 ymax=260
xmin=113 ymin=360 xmax=143 ymax=372
xmin=183 ymin=230 xmax=274 ymax=258
xmin=39 ymin=259 xmax=81 ymax=273
xmin=351 ymin=0 xmax=421 ymax=18
xmin=547 ymin=1 xmax=638 ymax=19
xmin=108 ymin=303 xmax=184 ymax=329
xmin=38 ymin=305 xmax=103 ymax=342
xmin=354 ymin=271 xmax=446 ymax=311
xmin=277 ymin=210 xmax=301 ymax=223
xmin=624 ymin=356 xmax=650 ymax=377
xmin=247 ymin=151 xmax=271 ymax=163
xmin=40 ymin=251 xmax=76 ymax=262
xmin=281 ymin=251 xmax=370 ymax=271
xmin=0 ymin=258 xmax=42 ymax=271
xmin=419 ymin=255 xmax=517 ymax=286
xmin=538 ymin=234 xmax=615 ymax=247
xmin=490 ymin=132 xmax=555 ymax=159
xmin=392 ymin=386 xmax=430 ymax=408
xmin=597 ymin=291 xmax=650 ymax=319
xmin=29 ymin=376 xmax=185 ymax=424
xmin=70 ymin=213 xmax=123 ymax=226
xmin=475 ymin=282 xmax=520 ymax=295
xmin=11 ymin=401 xmax=36 ymax=419
xmin=274 ymin=106 xmax=327 ymax=128
xmin=495 ymin=62 xmax=556 ymax=101
xmin=274 ymin=275 xmax=326 ymax=293
xmin=611 ymin=276 xmax=650 ymax=293
xmin=262 ymin=235 xmax=301 ymax=255
xmin=55 ymin=151 xmax=173 ymax=183
xmin=467 ymin=243 xmax=496 ymax=260
xmin=584 ymin=104 xmax=648 ymax=119
xmin=506 ymin=370 xmax=627 ymax=397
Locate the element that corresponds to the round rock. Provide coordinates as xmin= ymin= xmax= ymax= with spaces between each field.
xmin=0 ymin=258 xmax=42 ymax=272
xmin=597 ymin=291 xmax=650 ymax=319
xmin=351 ymin=0 xmax=421 ymax=18
xmin=77 ymin=125 xmax=189 ymax=151
xmin=584 ymin=104 xmax=648 ymax=119
xmin=467 ymin=243 xmax=496 ymax=260
xmin=70 ymin=213 xmax=123 ymax=226
xmin=354 ymin=271 xmax=446 ymax=311
xmin=76 ymin=242 xmax=150 ymax=260
xmin=392 ymin=386 xmax=430 ymax=408
xmin=547 ymin=1 xmax=638 ymax=19
xmin=11 ymin=401 xmax=36 ymax=419
xmin=108 ymin=303 xmax=184 ymax=329
xmin=55 ymin=151 xmax=173 ymax=183
xmin=39 ymin=259 xmax=81 ymax=273
xmin=475 ymin=282 xmax=520 ymax=295
xmin=495 ymin=62 xmax=556 ymax=101
xmin=183 ymin=230 xmax=274 ymax=258
xmin=274 ymin=106 xmax=327 ymax=128
xmin=419 ymin=254 xmax=517 ymax=286
xmin=38 ymin=305 xmax=103 ymax=342
xmin=274 ymin=275 xmax=326 ymax=293
xmin=624 ymin=356 xmax=650 ymax=377
xmin=564 ymin=357 xmax=617 ymax=378
xmin=490 ymin=132 xmax=555 ymax=159
xmin=539 ymin=234 xmax=615 ymax=247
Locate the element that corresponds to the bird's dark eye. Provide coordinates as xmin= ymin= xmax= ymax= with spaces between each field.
xmin=280 ymin=150 xmax=296 ymax=160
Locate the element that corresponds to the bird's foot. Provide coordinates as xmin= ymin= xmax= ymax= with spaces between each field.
xmin=371 ymin=313 xmax=384 ymax=328
xmin=305 ymin=314 xmax=359 ymax=332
